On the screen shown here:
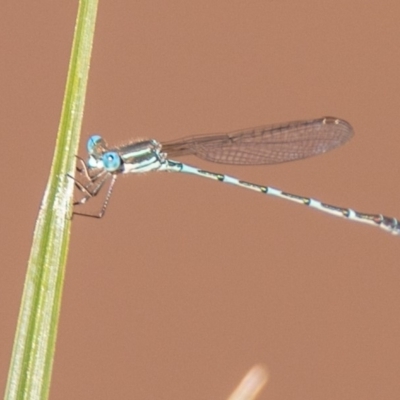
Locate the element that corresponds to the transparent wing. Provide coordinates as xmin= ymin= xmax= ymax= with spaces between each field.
xmin=161 ymin=116 xmax=354 ymax=165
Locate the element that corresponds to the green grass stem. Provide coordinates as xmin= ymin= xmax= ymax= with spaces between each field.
xmin=4 ymin=1 xmax=98 ymax=399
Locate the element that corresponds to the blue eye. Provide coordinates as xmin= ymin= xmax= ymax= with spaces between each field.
xmin=87 ymin=135 xmax=103 ymax=154
xmin=102 ymin=151 xmax=121 ymax=172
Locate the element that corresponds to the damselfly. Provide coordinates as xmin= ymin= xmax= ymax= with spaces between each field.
xmin=70 ymin=116 xmax=399 ymax=235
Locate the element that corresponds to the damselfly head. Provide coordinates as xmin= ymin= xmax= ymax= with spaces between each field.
xmin=86 ymin=135 xmax=114 ymax=170
xmin=87 ymin=135 xmax=106 ymax=156
xmin=101 ymin=151 xmax=122 ymax=172
xmin=87 ymin=154 xmax=103 ymax=169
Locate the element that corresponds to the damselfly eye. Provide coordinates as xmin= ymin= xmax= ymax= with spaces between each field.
xmin=102 ymin=151 xmax=121 ymax=172
xmin=87 ymin=135 xmax=104 ymax=154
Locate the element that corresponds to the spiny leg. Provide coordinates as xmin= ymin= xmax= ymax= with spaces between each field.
xmin=75 ymin=155 xmax=107 ymax=183
xmin=72 ymin=174 xmax=118 ymax=218
xmin=68 ymin=169 xmax=110 ymax=204
xmin=68 ymin=162 xmax=116 ymax=218
xmin=75 ymin=155 xmax=89 ymax=176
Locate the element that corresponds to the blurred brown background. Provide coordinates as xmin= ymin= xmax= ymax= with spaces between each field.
xmin=1 ymin=1 xmax=400 ymax=399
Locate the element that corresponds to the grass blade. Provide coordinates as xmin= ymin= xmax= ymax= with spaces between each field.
xmin=4 ymin=1 xmax=98 ymax=399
